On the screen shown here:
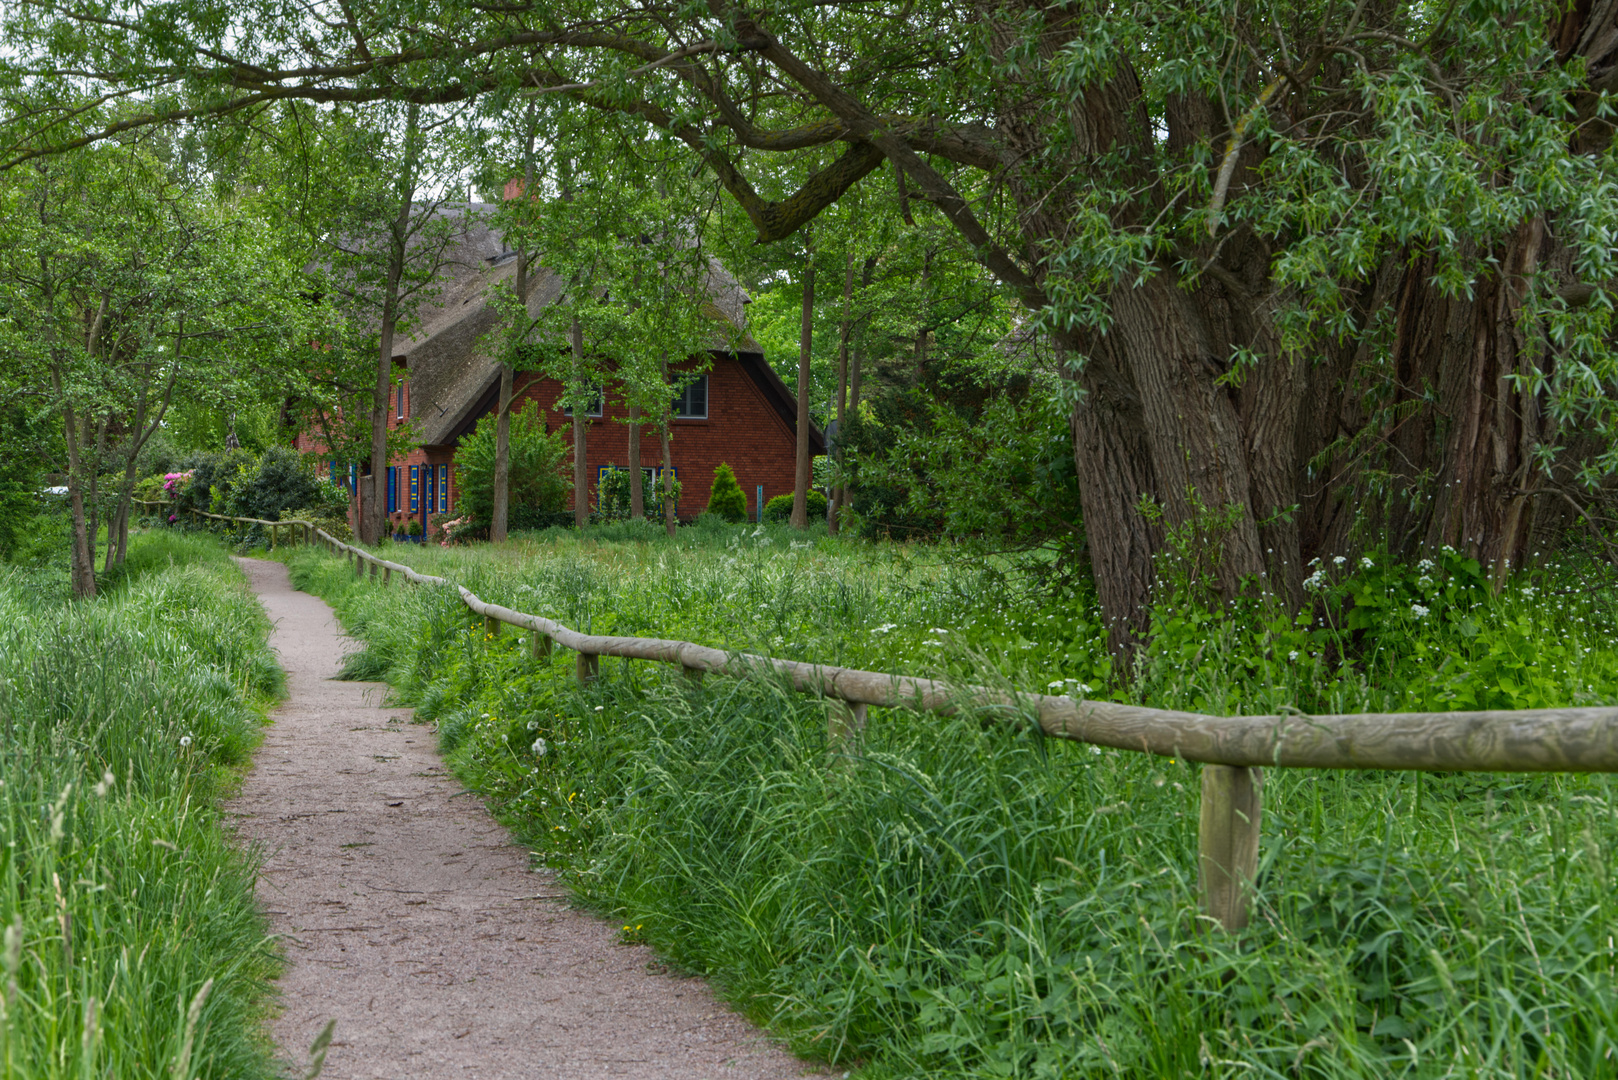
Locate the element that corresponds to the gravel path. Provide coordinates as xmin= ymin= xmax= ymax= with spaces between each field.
xmin=229 ymin=557 xmax=820 ymax=1080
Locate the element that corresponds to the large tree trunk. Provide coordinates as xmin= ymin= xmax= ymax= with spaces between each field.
xmin=1368 ymin=221 xmax=1550 ymax=583
xmin=791 ymin=247 xmax=814 ymax=529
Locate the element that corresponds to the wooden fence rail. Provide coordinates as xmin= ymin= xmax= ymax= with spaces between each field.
xmin=139 ymin=499 xmax=1618 ymax=932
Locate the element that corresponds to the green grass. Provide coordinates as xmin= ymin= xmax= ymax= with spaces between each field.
xmin=0 ymin=531 xmax=283 ymax=1079
xmin=283 ymin=525 xmax=1618 ymax=1078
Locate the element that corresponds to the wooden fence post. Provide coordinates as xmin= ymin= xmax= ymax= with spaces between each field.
xmin=269 ymin=523 xmax=277 ymax=550
xmin=353 ymin=552 xmax=363 ymax=577
xmin=682 ymin=665 xmax=704 ymax=688
xmin=1198 ymin=764 xmax=1263 ymax=932
xmin=828 ymin=699 xmax=868 ymax=754
xmin=485 ymin=615 xmax=501 ymax=638
xmin=576 ymin=653 xmax=599 ymax=686
xmin=369 ymin=559 xmax=378 ymax=581
xmin=532 ymin=634 xmax=552 ymax=660
xmin=383 ymin=566 xmax=391 ymax=584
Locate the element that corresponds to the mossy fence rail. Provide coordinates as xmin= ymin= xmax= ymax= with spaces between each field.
xmin=146 ymin=501 xmax=1618 ymax=932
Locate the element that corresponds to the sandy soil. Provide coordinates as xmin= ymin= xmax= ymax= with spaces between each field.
xmin=229 ymin=557 xmax=823 ymax=1080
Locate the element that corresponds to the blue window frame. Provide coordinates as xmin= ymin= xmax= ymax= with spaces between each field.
xmin=409 ymin=465 xmax=419 ymax=511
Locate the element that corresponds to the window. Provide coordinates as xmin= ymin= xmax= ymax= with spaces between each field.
xmin=396 ymin=380 xmax=407 ymax=419
xmin=672 ymin=374 xmax=708 ymax=419
xmin=562 ymin=386 xmax=604 ymax=417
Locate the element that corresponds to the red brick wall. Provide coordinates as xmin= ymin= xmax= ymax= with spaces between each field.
xmin=508 ymin=355 xmax=796 ymax=521
xmin=295 ymin=355 xmax=798 ymax=534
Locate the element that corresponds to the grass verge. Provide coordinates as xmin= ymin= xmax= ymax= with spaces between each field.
xmin=286 ymin=534 xmax=1618 ymax=1079
xmin=0 ymin=531 xmax=283 ymax=1079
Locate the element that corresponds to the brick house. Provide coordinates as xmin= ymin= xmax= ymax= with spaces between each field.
xmin=293 ymin=208 xmax=822 ymax=538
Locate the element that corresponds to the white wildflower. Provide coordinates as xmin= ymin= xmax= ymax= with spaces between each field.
xmin=872 ymin=623 xmax=897 ymax=634
xmin=594 ymin=705 xmax=604 ymax=712
xmin=1333 ymin=555 xmax=1347 ymax=566
xmin=527 ymin=720 xmax=539 ymax=731
xmin=1288 ymin=650 xmax=1299 ymax=661
xmin=532 ymin=739 xmax=547 ymax=756
xmin=178 ymin=735 xmax=192 ymax=748
xmin=1360 ymin=556 xmax=1374 ymax=569
xmin=1411 ymin=603 xmax=1430 ymax=618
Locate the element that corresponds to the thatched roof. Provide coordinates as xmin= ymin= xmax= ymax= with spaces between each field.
xmin=398 ymin=204 xmax=768 ymax=447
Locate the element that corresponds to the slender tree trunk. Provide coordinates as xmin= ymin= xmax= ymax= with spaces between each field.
xmin=661 ymin=357 xmax=676 ymax=538
xmin=628 ymin=404 xmax=644 ymax=519
xmin=661 ymin=419 xmax=676 ymax=538
xmin=493 ymin=115 xmax=538 ymax=542
xmin=363 ymin=104 xmax=422 ymax=547
xmin=86 ymin=413 xmax=108 ymax=575
xmin=491 ymin=360 xmax=514 ymax=541
xmin=61 ymin=399 xmax=95 ymax=599
xmin=828 ymin=248 xmax=853 ymax=535
xmin=791 ymin=242 xmax=815 ymax=529
xmin=571 ymin=315 xmax=589 ymax=528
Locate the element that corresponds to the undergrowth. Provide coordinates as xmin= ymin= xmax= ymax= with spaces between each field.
xmin=0 ymin=531 xmax=283 ymax=1079
xmin=285 ymin=528 xmax=1618 ymax=1079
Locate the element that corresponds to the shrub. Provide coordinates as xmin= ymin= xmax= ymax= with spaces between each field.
xmin=454 ymin=401 xmax=570 ymax=528
xmin=763 ymin=489 xmax=827 ymax=523
xmin=706 ymin=463 xmax=748 ymax=523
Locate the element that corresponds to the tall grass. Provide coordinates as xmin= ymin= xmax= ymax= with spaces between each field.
xmin=0 ymin=532 xmax=283 ymax=1079
xmin=287 ymin=530 xmax=1618 ymax=1078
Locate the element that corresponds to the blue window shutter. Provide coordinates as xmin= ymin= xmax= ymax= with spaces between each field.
xmin=386 ymin=467 xmax=397 ymax=513
xmin=440 ymin=466 xmax=450 ymax=512
xmin=409 ymin=465 xmax=419 ymax=511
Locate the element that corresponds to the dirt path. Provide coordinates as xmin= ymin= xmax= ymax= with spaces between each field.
xmin=229 ymin=557 xmax=819 ymax=1080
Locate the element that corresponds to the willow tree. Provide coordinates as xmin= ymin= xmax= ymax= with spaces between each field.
xmin=11 ymin=0 xmax=1618 ymax=647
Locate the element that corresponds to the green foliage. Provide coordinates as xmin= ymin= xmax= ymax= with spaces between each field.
xmin=215 ymin=446 xmax=331 ymax=522
xmin=763 ymin=489 xmax=827 ymax=523
xmin=455 ymin=401 xmax=570 ymax=530
xmin=851 ymin=387 xmax=1083 ymax=579
xmin=0 ymin=533 xmax=281 ymax=1077
xmin=704 ymin=463 xmax=746 ymax=523
xmin=291 ymin=535 xmax=1618 ymax=1078
xmin=595 ymin=465 xmax=667 ymax=523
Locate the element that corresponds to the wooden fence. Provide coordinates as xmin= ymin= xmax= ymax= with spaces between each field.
xmin=141 ymin=500 xmax=1618 ymax=932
